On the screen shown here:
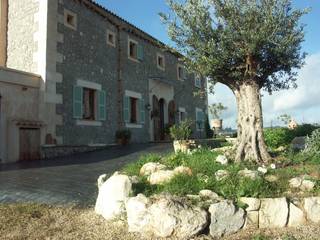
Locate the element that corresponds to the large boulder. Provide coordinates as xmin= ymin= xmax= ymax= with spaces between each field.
xmin=126 ymin=194 xmax=208 ymax=239
xmin=288 ymin=203 xmax=306 ymax=227
xmin=209 ymin=201 xmax=245 ymax=238
xmin=304 ymin=197 xmax=320 ymax=223
xmin=148 ymin=170 xmax=176 ymax=185
xmin=140 ymin=162 xmax=167 ymax=176
xmin=95 ymin=172 xmax=132 ymax=220
xmin=259 ymin=198 xmax=288 ymax=228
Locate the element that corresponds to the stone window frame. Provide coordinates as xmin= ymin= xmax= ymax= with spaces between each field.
xmin=76 ymin=80 xmax=103 ymax=127
xmin=64 ymin=9 xmax=77 ymax=31
xmin=106 ymin=29 xmax=116 ymax=47
xmin=125 ymin=90 xmax=143 ymax=129
xmin=156 ymin=53 xmax=165 ymax=71
xmin=178 ymin=107 xmax=187 ymax=123
xmin=128 ymin=38 xmax=139 ymax=63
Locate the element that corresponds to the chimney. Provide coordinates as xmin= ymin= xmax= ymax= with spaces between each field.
xmin=0 ymin=0 xmax=8 ymax=66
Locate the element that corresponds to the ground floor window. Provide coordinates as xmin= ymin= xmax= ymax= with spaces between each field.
xmin=123 ymin=91 xmax=145 ymax=126
xmin=196 ymin=108 xmax=205 ymax=131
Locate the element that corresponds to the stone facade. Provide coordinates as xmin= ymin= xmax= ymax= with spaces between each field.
xmin=0 ymin=0 xmax=208 ymax=162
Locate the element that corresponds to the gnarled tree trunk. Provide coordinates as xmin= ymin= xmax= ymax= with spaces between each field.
xmin=233 ymin=82 xmax=271 ymax=163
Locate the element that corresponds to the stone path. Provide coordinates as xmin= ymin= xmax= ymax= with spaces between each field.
xmin=0 ymin=143 xmax=172 ymax=206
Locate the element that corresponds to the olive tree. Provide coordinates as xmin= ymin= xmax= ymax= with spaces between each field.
xmin=161 ymin=0 xmax=308 ymax=163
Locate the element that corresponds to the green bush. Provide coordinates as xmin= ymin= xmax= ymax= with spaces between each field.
xmin=264 ymin=124 xmax=319 ymax=149
xmin=264 ymin=127 xmax=293 ymax=149
xmin=169 ymin=119 xmax=193 ymax=140
xmin=304 ymin=128 xmax=320 ymax=157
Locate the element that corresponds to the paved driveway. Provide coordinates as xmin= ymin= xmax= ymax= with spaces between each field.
xmin=0 ymin=143 xmax=172 ymax=206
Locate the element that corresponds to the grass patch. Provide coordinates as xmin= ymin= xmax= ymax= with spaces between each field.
xmin=122 ymin=154 xmax=162 ymax=176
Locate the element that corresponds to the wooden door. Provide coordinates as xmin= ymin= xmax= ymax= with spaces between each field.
xmin=19 ymin=128 xmax=40 ymax=161
xmin=159 ymin=99 xmax=165 ymax=141
xmin=152 ymin=95 xmax=161 ymax=141
xmin=168 ymin=100 xmax=176 ymax=126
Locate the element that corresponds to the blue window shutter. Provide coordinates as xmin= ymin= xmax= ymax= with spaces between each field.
xmin=123 ymin=95 xmax=130 ymax=123
xmin=137 ymin=45 xmax=144 ymax=61
xmin=73 ymin=86 xmax=83 ymax=119
xmin=140 ymin=98 xmax=145 ymax=124
xmin=98 ymin=90 xmax=106 ymax=121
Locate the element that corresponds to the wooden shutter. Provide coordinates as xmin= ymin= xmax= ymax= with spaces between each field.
xmin=139 ymin=98 xmax=145 ymax=124
xmin=73 ymin=86 xmax=83 ymax=119
xmin=137 ymin=45 xmax=144 ymax=61
xmin=123 ymin=95 xmax=130 ymax=123
xmin=97 ymin=90 xmax=106 ymax=120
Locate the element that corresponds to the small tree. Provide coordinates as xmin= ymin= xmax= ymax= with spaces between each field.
xmin=209 ymin=103 xmax=227 ymax=119
xmin=278 ymin=114 xmax=292 ymax=126
xmin=161 ymin=0 xmax=308 ymax=163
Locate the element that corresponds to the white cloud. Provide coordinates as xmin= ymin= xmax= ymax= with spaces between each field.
xmin=208 ymin=52 xmax=320 ymax=128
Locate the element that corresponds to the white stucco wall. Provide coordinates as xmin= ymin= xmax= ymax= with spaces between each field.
xmin=0 ymin=67 xmax=41 ymax=163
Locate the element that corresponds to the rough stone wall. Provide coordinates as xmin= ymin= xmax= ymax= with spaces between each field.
xmin=55 ymin=1 xmax=207 ymax=145
xmin=6 ymin=0 xmax=39 ymax=73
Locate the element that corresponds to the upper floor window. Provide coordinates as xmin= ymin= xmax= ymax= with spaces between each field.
xmin=128 ymin=38 xmax=144 ymax=62
xmin=157 ymin=53 xmax=165 ymax=70
xmin=195 ymin=74 xmax=201 ymax=88
xmin=177 ymin=64 xmax=185 ymax=81
xmin=107 ymin=30 xmax=116 ymax=47
xmin=64 ymin=9 xmax=77 ymax=30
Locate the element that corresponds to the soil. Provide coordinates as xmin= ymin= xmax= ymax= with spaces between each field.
xmin=0 ymin=204 xmax=319 ymax=240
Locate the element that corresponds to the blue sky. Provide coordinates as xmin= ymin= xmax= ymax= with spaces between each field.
xmin=97 ymin=0 xmax=320 ymax=128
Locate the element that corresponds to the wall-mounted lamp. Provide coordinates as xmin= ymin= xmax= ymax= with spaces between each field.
xmin=145 ymin=103 xmax=151 ymax=111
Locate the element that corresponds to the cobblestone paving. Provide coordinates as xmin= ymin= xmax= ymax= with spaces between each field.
xmin=0 ymin=143 xmax=172 ymax=206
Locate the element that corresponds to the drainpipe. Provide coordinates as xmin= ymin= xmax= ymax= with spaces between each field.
xmin=0 ymin=0 xmax=8 ymax=66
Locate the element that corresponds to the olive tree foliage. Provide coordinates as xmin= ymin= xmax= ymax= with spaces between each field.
xmin=161 ymin=0 xmax=308 ymax=163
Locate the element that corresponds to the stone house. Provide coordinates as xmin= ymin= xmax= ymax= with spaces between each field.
xmin=0 ymin=0 xmax=207 ymax=163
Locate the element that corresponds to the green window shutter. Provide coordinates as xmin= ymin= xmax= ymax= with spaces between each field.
xmin=139 ymin=98 xmax=145 ymax=124
xmin=97 ymin=90 xmax=106 ymax=121
xmin=73 ymin=86 xmax=83 ymax=119
xmin=123 ymin=95 xmax=130 ymax=123
xmin=137 ymin=45 xmax=144 ymax=61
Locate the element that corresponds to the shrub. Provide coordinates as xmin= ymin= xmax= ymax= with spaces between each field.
xmin=169 ymin=119 xmax=193 ymax=140
xmin=264 ymin=127 xmax=293 ymax=149
xmin=291 ymin=124 xmax=318 ymax=138
xmin=304 ymin=128 xmax=320 ymax=157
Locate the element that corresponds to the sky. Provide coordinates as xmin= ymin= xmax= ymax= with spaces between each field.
xmin=96 ymin=0 xmax=320 ymax=128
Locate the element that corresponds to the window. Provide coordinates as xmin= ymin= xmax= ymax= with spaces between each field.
xmin=107 ymin=30 xmax=116 ymax=47
xmin=130 ymin=97 xmax=138 ymax=123
xmin=196 ymin=108 xmax=205 ymax=131
xmin=123 ymin=90 xmax=145 ymax=127
xmin=157 ymin=53 xmax=165 ymax=70
xmin=178 ymin=107 xmax=186 ymax=123
xmin=64 ymin=9 xmax=77 ymax=30
xmin=73 ymin=84 xmax=106 ymax=123
xmin=177 ymin=64 xmax=185 ymax=81
xmin=195 ymin=74 xmax=201 ymax=88
xmin=128 ymin=38 xmax=144 ymax=62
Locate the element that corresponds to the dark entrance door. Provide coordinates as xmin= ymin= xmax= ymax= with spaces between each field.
xmin=19 ymin=128 xmax=40 ymax=161
xmin=152 ymin=95 xmax=161 ymax=141
xmin=159 ymin=98 xmax=165 ymax=140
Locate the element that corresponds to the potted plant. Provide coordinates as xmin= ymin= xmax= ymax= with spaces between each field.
xmin=169 ymin=119 xmax=194 ymax=153
xmin=115 ymin=129 xmax=131 ymax=145
xmin=209 ymin=103 xmax=227 ymax=130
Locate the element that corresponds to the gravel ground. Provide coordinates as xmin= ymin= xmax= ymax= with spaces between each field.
xmin=0 ymin=204 xmax=319 ymax=240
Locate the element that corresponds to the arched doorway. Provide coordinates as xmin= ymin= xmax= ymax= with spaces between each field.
xmin=168 ymin=100 xmax=176 ymax=126
xmin=152 ymin=95 xmax=166 ymax=141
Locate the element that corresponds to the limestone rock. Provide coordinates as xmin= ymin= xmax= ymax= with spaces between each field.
xmin=209 ymin=201 xmax=245 ymax=238
xmin=199 ymin=190 xmax=220 ymax=200
xmin=239 ymin=197 xmax=261 ymax=211
xmin=215 ymin=170 xmax=229 ymax=181
xmin=148 ymin=170 xmax=175 ymax=185
xmin=95 ymin=172 xmax=132 ymax=220
xmin=259 ymin=198 xmax=288 ymax=228
xmin=140 ymin=162 xmax=167 ymax=176
xmin=126 ymin=195 xmax=208 ymax=239
xmin=174 ymin=166 xmax=192 ymax=176
xmin=300 ymin=180 xmax=315 ymax=191
xmin=257 ymin=166 xmax=268 ymax=174
xmin=264 ymin=174 xmax=279 ymax=183
xmin=216 ymin=155 xmax=228 ymax=165
xmin=304 ymin=197 xmax=320 ymax=223
xmin=288 ymin=203 xmax=306 ymax=227
xmin=238 ymin=168 xmax=259 ymax=180
xmin=289 ymin=177 xmax=303 ymax=188
xmin=244 ymin=211 xmax=259 ymax=228
xmin=289 ymin=176 xmax=315 ymax=191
